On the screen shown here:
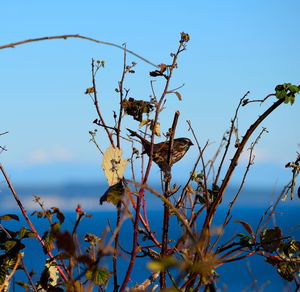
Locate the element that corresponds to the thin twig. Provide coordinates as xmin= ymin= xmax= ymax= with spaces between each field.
xmin=91 ymin=59 xmax=115 ymax=147
xmin=0 ymin=34 xmax=158 ymax=68
xmin=116 ymin=44 xmax=127 ymax=148
xmin=113 ymin=207 xmax=121 ymax=292
xmin=214 ymin=91 xmax=250 ymax=186
xmin=201 ymin=95 xmax=282 ymax=246
xmin=242 ymin=93 xmax=274 ymax=106
xmin=211 ymin=127 xmax=268 ymax=251
xmin=187 ymin=120 xmax=210 ymax=208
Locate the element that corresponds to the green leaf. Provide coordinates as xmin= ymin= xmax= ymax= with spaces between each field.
xmin=275 ymin=90 xmax=286 ymax=100
xmin=3 ymin=240 xmax=25 ymax=254
xmin=0 ymin=214 xmax=19 ymax=221
xmin=100 ymin=181 xmax=124 ymax=206
xmin=274 ymin=83 xmax=300 ymax=105
xmin=31 ymin=211 xmax=44 ymax=218
xmin=150 ymin=120 xmax=161 ymax=137
xmin=16 ymin=281 xmax=31 ymax=289
xmin=280 ymin=240 xmax=300 ymax=257
xmin=42 ymin=231 xmax=55 ymax=253
xmin=85 ymin=268 xmax=110 ymax=285
xmin=4 ymin=239 xmax=17 ymax=252
xmin=147 ymin=256 xmax=177 ymax=271
xmin=0 ymin=266 xmax=7 ymax=286
xmin=276 ymin=261 xmax=299 ymax=281
xmin=138 ymin=119 xmax=150 ymax=128
xmin=289 ymin=95 xmax=295 ymax=105
xmin=237 ymin=233 xmax=252 ymax=247
xmin=18 ymin=227 xmax=35 ymax=239
xmin=288 ymin=84 xmax=300 ymax=93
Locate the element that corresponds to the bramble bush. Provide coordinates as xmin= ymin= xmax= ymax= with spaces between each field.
xmin=0 ymin=33 xmax=300 ymax=291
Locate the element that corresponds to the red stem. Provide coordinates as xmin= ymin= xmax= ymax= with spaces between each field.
xmin=0 ymin=164 xmax=69 ymax=282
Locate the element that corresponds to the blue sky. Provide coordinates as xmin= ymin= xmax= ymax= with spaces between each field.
xmin=0 ymin=0 xmax=299 ymax=189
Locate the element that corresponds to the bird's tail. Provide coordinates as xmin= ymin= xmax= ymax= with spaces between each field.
xmin=127 ymin=128 xmax=143 ymax=140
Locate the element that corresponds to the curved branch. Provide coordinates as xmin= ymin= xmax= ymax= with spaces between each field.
xmin=0 ymin=34 xmax=158 ymax=68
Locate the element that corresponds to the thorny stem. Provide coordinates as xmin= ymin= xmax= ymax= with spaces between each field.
xmin=201 ymin=96 xmax=283 ymax=249
xmin=0 ymin=34 xmax=158 ymax=68
xmin=120 ymin=128 xmax=156 ymax=291
xmin=160 ymin=110 xmax=180 ymax=288
xmin=127 ymin=192 xmax=161 ymax=246
xmin=119 ymin=191 xmax=143 ymax=292
xmin=153 ymin=43 xmax=184 ymax=290
xmin=113 ymin=44 xmax=128 ymax=292
xmin=116 ymin=45 xmax=127 ymax=149
xmin=120 ymin=38 xmax=187 ymax=292
xmin=211 ymin=127 xmax=268 ymax=251
xmin=113 ymin=208 xmax=121 ymax=292
xmin=21 ymin=257 xmax=38 ymax=292
xmin=0 ymin=164 xmax=69 ymax=282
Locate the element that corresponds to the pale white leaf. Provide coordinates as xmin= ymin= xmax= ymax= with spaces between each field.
xmin=102 ymin=146 xmax=128 ymax=186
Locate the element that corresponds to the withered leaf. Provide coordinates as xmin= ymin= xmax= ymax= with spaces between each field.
xmin=150 ymin=121 xmax=161 ymax=137
xmin=260 ymin=227 xmax=282 ymax=253
xmin=234 ymin=220 xmax=255 ymax=239
xmin=85 ymin=87 xmax=95 ymax=94
xmin=121 ymin=97 xmax=153 ymax=122
xmin=102 ymin=146 xmax=128 ymax=186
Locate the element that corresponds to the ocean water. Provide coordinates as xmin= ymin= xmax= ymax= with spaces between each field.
xmin=0 ymin=184 xmax=299 ymax=291
xmin=2 ymin=207 xmax=299 ymax=291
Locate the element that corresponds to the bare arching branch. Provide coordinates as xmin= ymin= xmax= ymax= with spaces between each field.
xmin=0 ymin=34 xmax=158 ymax=68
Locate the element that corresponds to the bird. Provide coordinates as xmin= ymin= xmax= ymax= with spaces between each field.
xmin=127 ymin=129 xmax=193 ymax=174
